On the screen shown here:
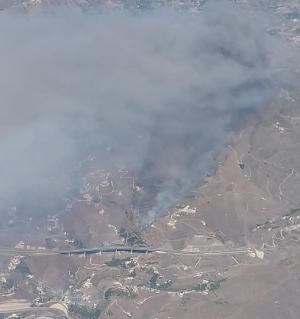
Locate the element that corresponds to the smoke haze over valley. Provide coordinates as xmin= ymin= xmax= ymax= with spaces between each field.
xmin=0 ymin=1 xmax=293 ymax=224
xmin=2 ymin=2 xmax=300 ymax=319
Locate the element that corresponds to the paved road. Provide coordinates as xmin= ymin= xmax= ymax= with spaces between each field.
xmin=0 ymin=300 xmax=67 ymax=318
xmin=0 ymin=245 xmax=252 ymax=257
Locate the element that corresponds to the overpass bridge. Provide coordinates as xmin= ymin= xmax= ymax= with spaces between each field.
xmin=0 ymin=245 xmax=252 ymax=257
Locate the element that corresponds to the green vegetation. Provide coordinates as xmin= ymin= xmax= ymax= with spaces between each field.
xmin=104 ymin=287 xmax=137 ymax=300
xmin=144 ymin=267 xmax=220 ymax=294
xmin=118 ymin=227 xmax=145 ymax=245
xmin=148 ymin=269 xmax=172 ymax=290
xmin=158 ymin=280 xmax=173 ymax=290
xmin=149 ymin=272 xmax=160 ymax=288
xmin=193 ymin=280 xmax=221 ymax=292
xmin=105 ymin=257 xmax=131 ymax=268
xmin=69 ymin=303 xmax=101 ymax=319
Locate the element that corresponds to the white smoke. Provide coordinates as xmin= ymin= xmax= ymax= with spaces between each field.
xmin=0 ymin=1 xmax=292 ymax=225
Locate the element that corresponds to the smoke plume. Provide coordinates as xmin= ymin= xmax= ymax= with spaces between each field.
xmin=0 ymin=1 xmax=290 ymax=225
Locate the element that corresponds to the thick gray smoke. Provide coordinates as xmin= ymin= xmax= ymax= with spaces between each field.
xmin=0 ymin=2 xmax=290 ymax=225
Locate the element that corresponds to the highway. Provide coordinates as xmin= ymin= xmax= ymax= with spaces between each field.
xmin=0 ymin=245 xmax=252 ymax=257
